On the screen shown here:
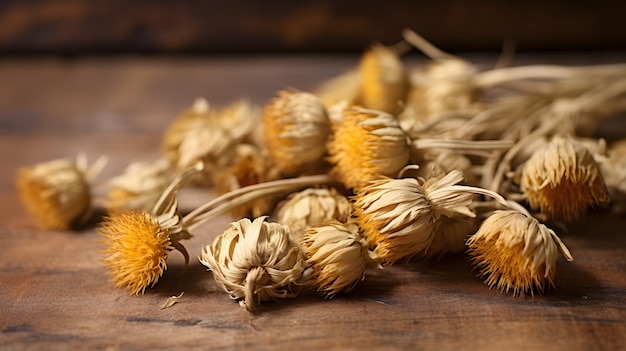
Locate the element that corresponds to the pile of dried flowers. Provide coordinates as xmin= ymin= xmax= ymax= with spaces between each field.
xmin=17 ymin=29 xmax=626 ymax=311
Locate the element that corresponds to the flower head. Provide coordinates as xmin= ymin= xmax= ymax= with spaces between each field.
xmin=301 ymin=222 xmax=377 ymax=296
xmin=467 ymin=210 xmax=573 ymax=295
xmin=99 ymin=210 xmax=173 ymax=295
xmin=98 ymin=164 xmax=200 ymax=295
xmin=200 ymin=216 xmax=307 ymax=311
xmin=263 ymin=90 xmax=330 ymax=176
xmin=521 ymin=135 xmax=610 ymax=222
xmin=357 ymin=44 xmax=408 ymax=115
xmin=17 ymin=156 xmax=95 ymax=229
xmin=274 ymin=187 xmax=352 ymax=242
xmin=354 ymin=170 xmax=475 ymax=264
xmin=105 ymin=157 xmax=171 ymax=211
xmin=327 ymin=107 xmax=409 ymax=190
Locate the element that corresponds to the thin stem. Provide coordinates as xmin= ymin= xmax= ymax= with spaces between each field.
xmin=430 ymin=184 xmax=531 ymax=217
xmin=183 ymin=174 xmax=334 ymax=230
xmin=475 ymin=63 xmax=626 ymax=88
xmin=151 ymin=162 xmax=204 ymax=215
xmin=412 ymin=138 xmax=514 ymax=152
xmin=402 ymin=28 xmax=459 ymax=60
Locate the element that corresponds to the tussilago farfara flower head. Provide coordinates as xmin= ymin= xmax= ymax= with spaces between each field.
xmin=357 ymin=43 xmax=408 ymax=115
xmin=199 ymin=216 xmax=307 ymax=311
xmin=521 ymin=135 xmax=610 ymax=222
xmin=467 ymin=210 xmax=573 ymax=296
xmin=16 ymin=154 xmax=106 ymax=230
xmin=301 ymin=222 xmax=379 ymax=297
xmin=354 ymin=170 xmax=475 ymax=264
xmin=105 ymin=157 xmax=171 ymax=211
xmin=98 ymin=163 xmax=201 ymax=295
xmin=274 ymin=187 xmax=352 ymax=243
xmin=99 ymin=195 xmax=191 ymax=295
xmin=262 ymin=90 xmax=330 ymax=176
xmin=327 ymin=107 xmax=409 ymax=190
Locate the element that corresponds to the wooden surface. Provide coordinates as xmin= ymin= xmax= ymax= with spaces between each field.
xmin=0 ymin=1 xmax=625 ymax=54
xmin=1 ymin=53 xmax=626 ymax=350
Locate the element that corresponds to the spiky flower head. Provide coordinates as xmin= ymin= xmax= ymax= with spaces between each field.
xmin=16 ymin=155 xmax=102 ymax=230
xmin=327 ymin=107 xmax=409 ymax=190
xmin=357 ymin=44 xmax=408 ymax=115
xmin=301 ymin=222 xmax=378 ymax=296
xmin=354 ymin=170 xmax=475 ymax=264
xmin=98 ymin=163 xmax=200 ymax=295
xmin=200 ymin=216 xmax=307 ymax=311
xmin=98 ymin=195 xmax=191 ymax=295
xmin=467 ymin=210 xmax=573 ymax=295
xmin=263 ymin=90 xmax=330 ymax=176
xmin=274 ymin=187 xmax=352 ymax=243
xmin=521 ymin=135 xmax=610 ymax=222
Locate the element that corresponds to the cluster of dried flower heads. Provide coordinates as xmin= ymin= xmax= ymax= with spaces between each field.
xmin=17 ymin=29 xmax=626 ymax=311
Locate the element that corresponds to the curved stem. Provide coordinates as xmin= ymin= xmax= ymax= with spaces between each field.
xmin=429 ymin=184 xmax=531 ymax=217
xmin=151 ymin=162 xmax=203 ymax=215
xmin=402 ymin=28 xmax=460 ymax=60
xmin=183 ymin=174 xmax=334 ymax=230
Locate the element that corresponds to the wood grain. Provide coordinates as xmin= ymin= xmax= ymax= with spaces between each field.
xmin=1 ymin=54 xmax=625 ymax=350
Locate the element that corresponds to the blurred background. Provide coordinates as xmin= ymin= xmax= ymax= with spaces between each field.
xmin=1 ymin=0 xmax=625 ymax=55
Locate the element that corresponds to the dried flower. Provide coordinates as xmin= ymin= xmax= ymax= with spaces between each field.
xmin=314 ymin=70 xmax=360 ymax=108
xmin=354 ymin=170 xmax=475 ymax=264
xmin=163 ymin=98 xmax=258 ymax=185
xmin=274 ymin=187 xmax=352 ymax=243
xmin=199 ymin=216 xmax=307 ymax=311
xmin=357 ymin=44 xmax=408 ymax=115
xmin=98 ymin=163 xmax=201 ymax=295
xmin=301 ymin=222 xmax=377 ymax=296
xmin=262 ymin=90 xmax=330 ymax=176
xmin=521 ymin=135 xmax=610 ymax=222
xmin=105 ymin=157 xmax=171 ymax=211
xmin=16 ymin=155 xmax=104 ymax=230
xmin=327 ymin=107 xmax=409 ymax=190
xmin=467 ymin=210 xmax=573 ymax=295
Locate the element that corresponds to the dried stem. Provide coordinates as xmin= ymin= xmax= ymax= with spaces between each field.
xmin=183 ymin=174 xmax=335 ymax=230
xmin=151 ymin=162 xmax=204 ymax=215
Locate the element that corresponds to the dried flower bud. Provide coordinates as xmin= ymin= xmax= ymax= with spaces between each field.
xmin=274 ymin=187 xmax=352 ymax=242
xmin=163 ymin=99 xmax=258 ymax=185
xmin=411 ymin=150 xmax=478 ymax=186
xmin=354 ymin=170 xmax=475 ymax=264
xmin=263 ymin=90 xmax=330 ymax=176
xmin=357 ymin=44 xmax=408 ymax=115
xmin=99 ymin=196 xmax=190 ymax=295
xmin=314 ymin=70 xmax=360 ymax=108
xmin=301 ymin=222 xmax=377 ymax=296
xmin=521 ymin=135 xmax=610 ymax=222
xmin=105 ymin=157 xmax=171 ymax=211
xmin=17 ymin=157 xmax=94 ymax=229
xmin=467 ymin=210 xmax=573 ymax=295
xmin=200 ymin=217 xmax=307 ymax=311
xmin=327 ymin=107 xmax=409 ymax=190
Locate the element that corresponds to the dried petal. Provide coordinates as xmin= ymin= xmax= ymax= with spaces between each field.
xmin=467 ymin=210 xmax=572 ymax=295
xmin=327 ymin=107 xmax=409 ymax=190
xmin=200 ymin=217 xmax=306 ymax=311
xmin=521 ymin=135 xmax=610 ymax=222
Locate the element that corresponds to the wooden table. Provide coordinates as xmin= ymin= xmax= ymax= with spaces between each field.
xmin=1 ymin=53 xmax=625 ymax=350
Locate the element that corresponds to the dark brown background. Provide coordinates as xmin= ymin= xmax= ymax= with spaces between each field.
xmin=1 ymin=0 xmax=625 ymax=54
